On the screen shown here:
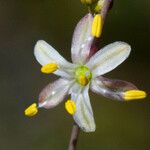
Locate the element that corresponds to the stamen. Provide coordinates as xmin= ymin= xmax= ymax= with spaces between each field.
xmin=124 ymin=90 xmax=147 ymax=101
xmin=65 ymin=100 xmax=76 ymax=115
xmin=79 ymin=75 xmax=89 ymax=86
xmin=41 ymin=63 xmax=59 ymax=74
xmin=24 ymin=103 xmax=38 ymax=117
xmin=92 ymin=14 xmax=102 ymax=38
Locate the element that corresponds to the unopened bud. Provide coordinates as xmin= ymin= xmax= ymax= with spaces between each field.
xmin=94 ymin=0 xmax=105 ymax=13
xmin=80 ymin=0 xmax=98 ymax=5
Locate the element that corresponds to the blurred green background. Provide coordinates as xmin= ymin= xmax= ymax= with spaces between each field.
xmin=0 ymin=0 xmax=150 ymax=150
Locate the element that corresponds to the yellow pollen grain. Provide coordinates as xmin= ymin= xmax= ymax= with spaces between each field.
xmin=41 ymin=63 xmax=58 ymax=74
xmin=124 ymin=90 xmax=147 ymax=101
xmin=92 ymin=14 xmax=102 ymax=38
xmin=65 ymin=100 xmax=76 ymax=115
xmin=24 ymin=103 xmax=38 ymax=117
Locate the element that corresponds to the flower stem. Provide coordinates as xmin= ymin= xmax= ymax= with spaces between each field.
xmin=68 ymin=1 xmax=113 ymax=149
xmin=68 ymin=122 xmax=80 ymax=150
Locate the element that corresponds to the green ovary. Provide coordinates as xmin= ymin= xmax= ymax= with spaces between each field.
xmin=75 ymin=66 xmax=92 ymax=86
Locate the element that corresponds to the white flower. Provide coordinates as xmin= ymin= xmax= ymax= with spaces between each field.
xmin=25 ymin=13 xmax=146 ymax=132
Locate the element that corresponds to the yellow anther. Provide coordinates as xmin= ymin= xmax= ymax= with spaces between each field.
xmin=65 ymin=100 xmax=76 ymax=115
xmin=41 ymin=63 xmax=58 ymax=74
xmin=124 ymin=90 xmax=147 ymax=101
xmin=24 ymin=103 xmax=38 ymax=117
xmin=92 ymin=14 xmax=102 ymax=38
xmin=79 ymin=75 xmax=89 ymax=86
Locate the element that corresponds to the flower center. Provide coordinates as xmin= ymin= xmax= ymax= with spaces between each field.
xmin=75 ymin=66 xmax=92 ymax=86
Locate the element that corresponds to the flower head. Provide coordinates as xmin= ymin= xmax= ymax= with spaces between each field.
xmin=25 ymin=13 xmax=146 ymax=132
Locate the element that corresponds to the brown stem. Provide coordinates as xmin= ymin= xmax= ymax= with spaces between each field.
xmin=68 ymin=123 xmax=80 ymax=150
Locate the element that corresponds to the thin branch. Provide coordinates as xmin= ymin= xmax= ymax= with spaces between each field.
xmin=68 ymin=123 xmax=80 ymax=150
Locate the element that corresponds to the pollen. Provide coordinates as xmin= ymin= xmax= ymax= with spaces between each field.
xmin=65 ymin=100 xmax=76 ymax=115
xmin=24 ymin=103 xmax=38 ymax=117
xmin=41 ymin=63 xmax=58 ymax=74
xmin=124 ymin=90 xmax=147 ymax=101
xmin=92 ymin=14 xmax=102 ymax=38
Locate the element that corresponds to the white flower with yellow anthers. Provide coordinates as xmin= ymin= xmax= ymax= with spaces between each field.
xmin=24 ymin=13 xmax=146 ymax=132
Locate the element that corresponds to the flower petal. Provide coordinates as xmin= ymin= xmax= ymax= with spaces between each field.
xmin=72 ymin=85 xmax=96 ymax=132
xmin=34 ymin=40 xmax=75 ymax=77
xmin=38 ymin=78 xmax=73 ymax=109
xmin=90 ymin=76 xmax=138 ymax=101
xmin=86 ymin=42 xmax=131 ymax=77
xmin=71 ymin=13 xmax=94 ymax=64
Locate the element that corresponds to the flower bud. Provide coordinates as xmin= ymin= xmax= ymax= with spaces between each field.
xmin=80 ymin=0 xmax=98 ymax=5
xmin=94 ymin=0 xmax=105 ymax=13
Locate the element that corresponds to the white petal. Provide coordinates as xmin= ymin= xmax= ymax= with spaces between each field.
xmin=72 ymin=86 xmax=96 ymax=132
xmin=69 ymin=82 xmax=82 ymax=95
xmin=34 ymin=40 xmax=75 ymax=77
xmin=38 ymin=78 xmax=73 ymax=109
xmin=90 ymin=76 xmax=138 ymax=101
xmin=86 ymin=42 xmax=131 ymax=77
xmin=71 ymin=13 xmax=94 ymax=64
